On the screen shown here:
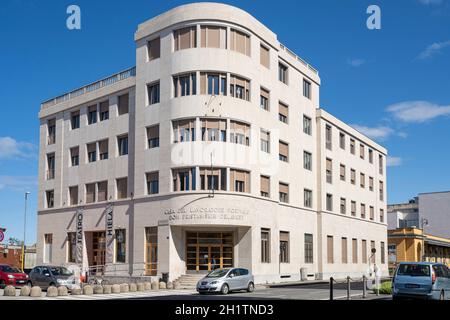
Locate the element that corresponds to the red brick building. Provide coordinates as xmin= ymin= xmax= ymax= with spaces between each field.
xmin=0 ymin=244 xmax=22 ymax=268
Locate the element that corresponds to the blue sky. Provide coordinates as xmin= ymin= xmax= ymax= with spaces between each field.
xmin=0 ymin=0 xmax=449 ymax=244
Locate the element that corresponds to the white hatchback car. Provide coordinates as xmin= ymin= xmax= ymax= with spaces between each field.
xmin=196 ymin=268 xmax=255 ymax=294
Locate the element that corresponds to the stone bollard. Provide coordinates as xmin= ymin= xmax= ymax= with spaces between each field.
xmin=144 ymin=282 xmax=152 ymax=291
xmin=102 ymin=284 xmax=112 ymax=294
xmin=151 ymin=281 xmax=159 ymax=290
xmin=20 ymin=286 xmax=31 ymax=296
xmin=120 ymin=283 xmax=129 ymax=293
xmin=46 ymin=286 xmax=58 ymax=297
xmin=71 ymin=286 xmax=82 ymax=295
xmin=57 ymin=286 xmax=69 ymax=296
xmin=173 ymin=281 xmax=180 ymax=290
xmin=137 ymin=283 xmax=145 ymax=292
xmin=93 ymin=285 xmax=104 ymax=294
xmin=159 ymin=281 xmax=167 ymax=290
xmin=83 ymin=285 xmax=93 ymax=295
xmin=129 ymin=283 xmax=137 ymax=292
xmin=167 ymin=281 xmax=173 ymax=289
xmin=30 ymin=286 xmax=42 ymax=297
xmin=111 ymin=284 xmax=121 ymax=294
xmin=3 ymin=285 xmax=16 ymax=296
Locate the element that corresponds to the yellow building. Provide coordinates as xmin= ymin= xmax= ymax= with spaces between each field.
xmin=388 ymin=228 xmax=450 ymax=274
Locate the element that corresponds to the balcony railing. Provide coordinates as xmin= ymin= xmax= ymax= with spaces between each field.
xmin=279 ymin=44 xmax=318 ymax=75
xmin=41 ymin=67 xmax=136 ymax=109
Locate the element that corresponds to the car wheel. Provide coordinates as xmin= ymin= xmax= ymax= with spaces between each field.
xmin=440 ymin=291 xmax=445 ymax=301
xmin=221 ymin=284 xmax=229 ymax=295
xmin=247 ymin=282 xmax=255 ymax=292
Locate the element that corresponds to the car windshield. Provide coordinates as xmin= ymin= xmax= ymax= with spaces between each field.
xmin=1 ymin=266 xmax=17 ymax=273
xmin=10 ymin=267 xmax=22 ymax=273
xmin=206 ymin=268 xmax=230 ymax=278
xmin=397 ymin=264 xmax=430 ymax=277
xmin=50 ymin=267 xmax=73 ymax=276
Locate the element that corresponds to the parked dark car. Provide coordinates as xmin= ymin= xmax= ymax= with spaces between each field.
xmin=0 ymin=264 xmax=29 ymax=288
xmin=28 ymin=265 xmax=77 ymax=290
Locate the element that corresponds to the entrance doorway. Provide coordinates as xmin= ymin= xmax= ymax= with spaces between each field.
xmin=186 ymin=232 xmax=233 ymax=272
xmin=91 ymin=231 xmax=106 ymax=274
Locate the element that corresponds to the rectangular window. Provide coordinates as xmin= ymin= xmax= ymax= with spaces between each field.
xmin=118 ymin=93 xmax=129 ymax=115
xmin=70 ymin=146 xmax=79 ymax=166
xmin=147 ymin=125 xmax=160 ymax=148
xmin=278 ymin=62 xmax=288 ymax=84
xmin=352 ymin=238 xmax=358 ymax=263
xmin=260 ymin=44 xmax=270 ymax=68
xmin=303 ymin=151 xmax=312 ymax=171
xmin=326 ymin=158 xmax=332 ymax=184
xmin=351 ymin=201 xmax=356 ymax=216
xmin=325 ymin=125 xmax=332 ymax=150
xmin=145 ymin=227 xmax=158 ymax=276
xmin=369 ymin=177 xmax=374 ymax=191
xmin=85 ymin=183 xmax=96 ymax=203
xmin=361 ymin=203 xmax=366 ymax=219
xmin=97 ymin=181 xmax=107 ymax=202
xmin=146 ymin=171 xmax=159 ymax=195
xmin=47 ymin=119 xmax=56 ymax=145
xmin=380 ymin=209 xmax=384 ymax=223
xmin=230 ymin=29 xmax=250 ymax=56
xmin=44 ymin=234 xmax=53 ymax=263
xmin=88 ymin=105 xmax=97 ymax=125
xmin=303 ymin=115 xmax=312 ymax=135
xmin=379 ymin=154 xmax=383 ymax=175
xmin=118 ymin=135 xmax=128 ymax=156
xmin=360 ymin=173 xmax=365 ymax=188
xmin=71 ymin=111 xmax=80 ymax=130
xmin=230 ymin=75 xmax=250 ymax=101
xmin=200 ymin=72 xmax=227 ymax=96
xmin=99 ymin=101 xmax=109 ymax=121
xmin=340 ymin=198 xmax=346 ymax=214
xmin=46 ymin=190 xmax=54 ymax=208
xmin=371 ymin=241 xmax=376 ymax=264
xmin=369 ymin=149 xmax=373 ymax=164
xmin=350 ymin=139 xmax=355 ymax=155
xmin=46 ymin=153 xmax=55 ymax=180
xmin=379 ymin=181 xmax=384 ymax=201
xmin=360 ymin=144 xmax=365 ymax=159
xmin=174 ymin=27 xmax=196 ymax=51
xmin=147 ymin=82 xmax=160 ymax=105
xmin=260 ymin=87 xmax=270 ymax=110
xmin=173 ymin=168 xmax=196 ymax=191
xmin=148 ymin=37 xmax=161 ymax=61
xmin=260 ymin=129 xmax=270 ymax=153
xmin=201 ymin=119 xmax=227 ymax=142
xmin=260 ymin=175 xmax=270 ymax=198
xmin=350 ymin=169 xmax=356 ymax=185
xmin=261 ymin=229 xmax=270 ymax=263
xmin=362 ymin=240 xmax=367 ymax=263
xmin=304 ymin=234 xmax=313 ymax=263
xmin=279 ymin=141 xmax=288 ymax=162
xmin=303 ymin=79 xmax=311 ymax=99
xmin=115 ymin=229 xmax=126 ymax=263
xmin=116 ymin=178 xmax=128 ymax=199
xmin=381 ymin=242 xmax=386 ymax=264
xmin=200 ymin=25 xmax=226 ymax=48
xmin=67 ymin=232 xmax=76 ymax=263
xmin=230 ymin=169 xmax=250 ymax=193
xmin=279 ymin=182 xmax=289 ymax=203
xmin=342 ymin=237 xmax=348 ymax=264
xmin=87 ymin=142 xmax=96 ymax=163
xmin=340 ymin=164 xmax=346 ymax=181
xmin=327 ymin=236 xmax=334 ymax=264
xmin=339 ymin=132 xmax=345 ymax=149
xmin=173 ymin=119 xmax=196 ymax=143
xmin=230 ymin=120 xmax=250 ymax=146
xmin=174 ymin=73 xmax=196 ymax=97
xmin=200 ymin=167 xmax=226 ymax=191
xmin=99 ymin=140 xmax=108 ymax=160
xmin=278 ymin=101 xmax=288 ymax=123
xmin=280 ymin=231 xmax=290 ymax=263
xmin=304 ymin=189 xmax=313 ymax=208
xmin=326 ymin=194 xmax=333 ymax=211
xmin=69 ymin=186 xmax=78 ymax=206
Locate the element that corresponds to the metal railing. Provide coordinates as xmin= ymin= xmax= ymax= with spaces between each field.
xmin=329 ymin=275 xmax=386 ymax=300
xmin=279 ymin=44 xmax=319 ymax=75
xmin=41 ymin=67 xmax=136 ymax=109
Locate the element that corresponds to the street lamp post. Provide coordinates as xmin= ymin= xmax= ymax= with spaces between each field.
xmin=421 ymin=218 xmax=429 ymax=262
xmin=21 ymin=192 xmax=30 ymax=272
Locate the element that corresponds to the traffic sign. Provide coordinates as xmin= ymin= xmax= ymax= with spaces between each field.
xmin=0 ymin=230 xmax=4 ymax=242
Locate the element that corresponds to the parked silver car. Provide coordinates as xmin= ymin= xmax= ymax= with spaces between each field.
xmin=29 ymin=265 xmax=78 ymax=290
xmin=196 ymin=268 xmax=254 ymax=294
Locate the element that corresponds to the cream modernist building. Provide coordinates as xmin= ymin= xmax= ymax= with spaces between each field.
xmin=37 ymin=3 xmax=388 ymax=283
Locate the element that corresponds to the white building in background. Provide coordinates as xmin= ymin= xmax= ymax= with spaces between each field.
xmin=37 ymin=3 xmax=388 ymax=283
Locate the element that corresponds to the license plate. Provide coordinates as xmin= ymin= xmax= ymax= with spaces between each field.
xmin=199 ymin=286 xmax=206 ymax=289
xmin=16 ymin=280 xmax=25 ymax=284
xmin=405 ymin=284 xmax=420 ymax=288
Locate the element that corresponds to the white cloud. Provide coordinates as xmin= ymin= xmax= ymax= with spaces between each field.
xmin=347 ymin=58 xmax=366 ymax=67
xmin=418 ymin=40 xmax=450 ymax=59
xmin=0 ymin=136 xmax=36 ymax=159
xmin=351 ymin=125 xmax=394 ymax=140
xmin=0 ymin=176 xmax=37 ymax=192
xmin=387 ymin=156 xmax=403 ymax=167
xmin=387 ymin=101 xmax=450 ymax=123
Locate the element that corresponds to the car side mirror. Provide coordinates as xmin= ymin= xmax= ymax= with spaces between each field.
xmin=229 ymin=274 xmax=234 ymax=278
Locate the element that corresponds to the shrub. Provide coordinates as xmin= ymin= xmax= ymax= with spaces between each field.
xmin=373 ymin=281 xmax=392 ymax=294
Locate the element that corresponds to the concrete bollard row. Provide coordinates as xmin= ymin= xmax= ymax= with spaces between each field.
xmin=20 ymin=286 xmax=31 ymax=296
xmin=120 ymin=283 xmax=129 ymax=293
xmin=58 ymin=286 xmax=69 ymax=296
xmin=112 ymin=284 xmax=121 ymax=294
xmin=46 ymin=286 xmax=58 ymax=297
xmin=71 ymin=286 xmax=82 ymax=295
xmin=83 ymin=285 xmax=93 ymax=295
xmin=93 ymin=285 xmax=104 ymax=294
xmin=144 ymin=282 xmax=152 ymax=291
xmin=3 ymin=285 xmax=16 ymax=296
xmin=102 ymin=284 xmax=112 ymax=294
xmin=159 ymin=281 xmax=166 ymax=290
xmin=137 ymin=283 xmax=145 ymax=291
xmin=129 ymin=283 xmax=137 ymax=292
xmin=30 ymin=286 xmax=42 ymax=297
xmin=151 ymin=281 xmax=159 ymax=290
xmin=167 ymin=281 xmax=173 ymax=289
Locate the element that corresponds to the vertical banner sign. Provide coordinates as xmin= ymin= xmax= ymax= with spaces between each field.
xmin=105 ymin=204 xmax=114 ymax=264
xmin=75 ymin=208 xmax=84 ymax=265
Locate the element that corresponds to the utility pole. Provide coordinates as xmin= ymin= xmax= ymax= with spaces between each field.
xmin=421 ymin=218 xmax=429 ymax=262
xmin=21 ymin=192 xmax=30 ymax=272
